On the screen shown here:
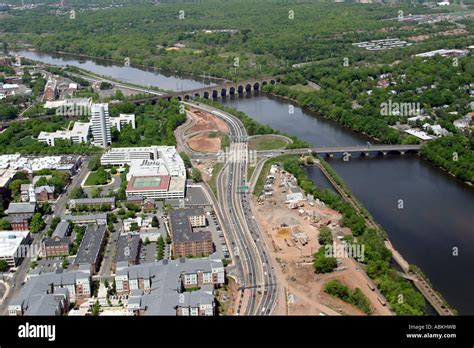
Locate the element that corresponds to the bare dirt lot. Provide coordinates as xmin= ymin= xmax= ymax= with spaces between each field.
xmin=185 ymin=108 xmax=230 ymax=153
xmin=251 ymin=167 xmax=393 ymax=316
xmin=186 ymin=108 xmax=229 ymax=135
xmin=187 ymin=131 xmax=221 ymax=153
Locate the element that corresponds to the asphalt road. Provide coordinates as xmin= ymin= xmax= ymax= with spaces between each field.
xmin=186 ymin=102 xmax=277 ymax=316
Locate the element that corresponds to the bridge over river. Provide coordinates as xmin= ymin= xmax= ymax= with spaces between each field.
xmin=130 ymin=76 xmax=278 ymax=104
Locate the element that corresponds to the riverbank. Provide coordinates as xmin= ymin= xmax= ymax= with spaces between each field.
xmin=250 ymin=159 xmax=393 ymax=315
xmin=14 ymin=47 xmax=228 ymax=83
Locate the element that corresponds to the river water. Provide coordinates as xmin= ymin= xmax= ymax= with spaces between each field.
xmin=14 ymin=50 xmax=217 ymax=91
xmin=18 ymin=50 xmax=474 ymax=314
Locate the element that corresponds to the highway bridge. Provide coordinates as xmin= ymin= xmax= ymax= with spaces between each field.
xmin=259 ymin=144 xmax=422 ymax=157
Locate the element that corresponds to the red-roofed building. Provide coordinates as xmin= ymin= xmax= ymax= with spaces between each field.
xmin=126 ymin=175 xmax=185 ymax=200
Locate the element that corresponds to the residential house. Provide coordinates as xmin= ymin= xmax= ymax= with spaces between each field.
xmin=35 ymin=185 xmax=55 ymax=202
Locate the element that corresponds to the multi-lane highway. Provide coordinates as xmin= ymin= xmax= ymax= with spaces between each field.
xmin=184 ymin=102 xmax=277 ymax=315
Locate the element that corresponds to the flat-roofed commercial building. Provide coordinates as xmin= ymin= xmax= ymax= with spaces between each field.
xmin=126 ymin=175 xmax=185 ymax=200
xmin=103 ymin=147 xmax=186 ymax=200
xmin=44 ymin=97 xmax=92 ymax=111
xmin=101 ymin=146 xmax=185 ymax=176
xmin=0 ymin=230 xmax=32 ymax=267
xmin=111 ymin=114 xmax=136 ymax=131
xmin=38 ymin=122 xmax=90 ymax=146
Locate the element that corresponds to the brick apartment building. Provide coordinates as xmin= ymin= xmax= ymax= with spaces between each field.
xmin=6 ymin=202 xmax=36 ymax=230
xmin=8 ymin=265 xmax=92 ymax=316
xmin=42 ymin=221 xmax=72 ymax=257
xmin=169 ymin=208 xmax=213 ymax=258
xmin=72 ymin=225 xmax=107 ymax=273
xmin=115 ymin=257 xmax=225 ymax=316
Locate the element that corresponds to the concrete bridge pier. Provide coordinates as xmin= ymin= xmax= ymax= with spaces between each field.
xmin=401 ymin=151 xmax=405 ymax=155
xmin=383 ymin=151 xmax=387 ymax=156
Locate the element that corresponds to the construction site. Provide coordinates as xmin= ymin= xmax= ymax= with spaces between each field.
xmin=251 ymin=163 xmax=393 ymax=316
xmin=184 ymin=107 xmax=229 ymax=153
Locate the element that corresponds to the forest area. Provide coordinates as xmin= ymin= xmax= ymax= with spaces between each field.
xmin=1 ymin=0 xmax=472 ymax=80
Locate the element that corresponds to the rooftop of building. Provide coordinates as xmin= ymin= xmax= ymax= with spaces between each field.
xmin=116 ymin=256 xmax=223 ymax=315
xmin=69 ymin=197 xmax=115 ymax=205
xmin=9 ymin=267 xmax=91 ymax=314
xmin=52 ymin=221 xmax=71 ymax=239
xmin=61 ymin=213 xmax=107 ymax=223
xmin=73 ymin=225 xmax=107 ymax=266
xmin=115 ymin=234 xmax=141 ymax=264
xmin=6 ymin=202 xmax=36 ymax=215
xmin=0 ymin=230 xmax=30 ymax=258
xmin=34 ymin=185 xmax=55 ymax=194
xmin=168 ymin=208 xmax=212 ymax=244
xmin=127 ymin=175 xmax=170 ymax=192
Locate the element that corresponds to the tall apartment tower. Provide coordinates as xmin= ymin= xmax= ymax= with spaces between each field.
xmin=90 ymin=103 xmax=112 ymax=148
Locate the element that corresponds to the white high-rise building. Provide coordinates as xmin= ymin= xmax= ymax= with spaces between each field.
xmin=90 ymin=103 xmax=111 ymax=148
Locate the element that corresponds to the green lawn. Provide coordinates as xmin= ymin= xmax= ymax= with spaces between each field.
xmin=208 ymin=162 xmax=224 ymax=198
xmin=84 ymin=171 xmax=111 ymax=186
xmin=254 ymin=139 xmax=288 ymax=151
xmin=247 ymin=162 xmax=256 ymax=182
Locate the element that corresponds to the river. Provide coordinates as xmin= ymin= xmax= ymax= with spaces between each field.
xmin=14 ymin=50 xmax=217 ymax=91
xmin=17 ymin=50 xmax=474 ymax=315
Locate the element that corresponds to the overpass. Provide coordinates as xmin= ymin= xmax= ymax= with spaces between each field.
xmin=129 ymin=76 xmax=278 ymax=104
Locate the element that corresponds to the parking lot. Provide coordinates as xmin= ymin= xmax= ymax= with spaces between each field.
xmin=205 ymin=208 xmax=229 ymax=259
xmin=140 ymin=242 xmax=157 ymax=264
